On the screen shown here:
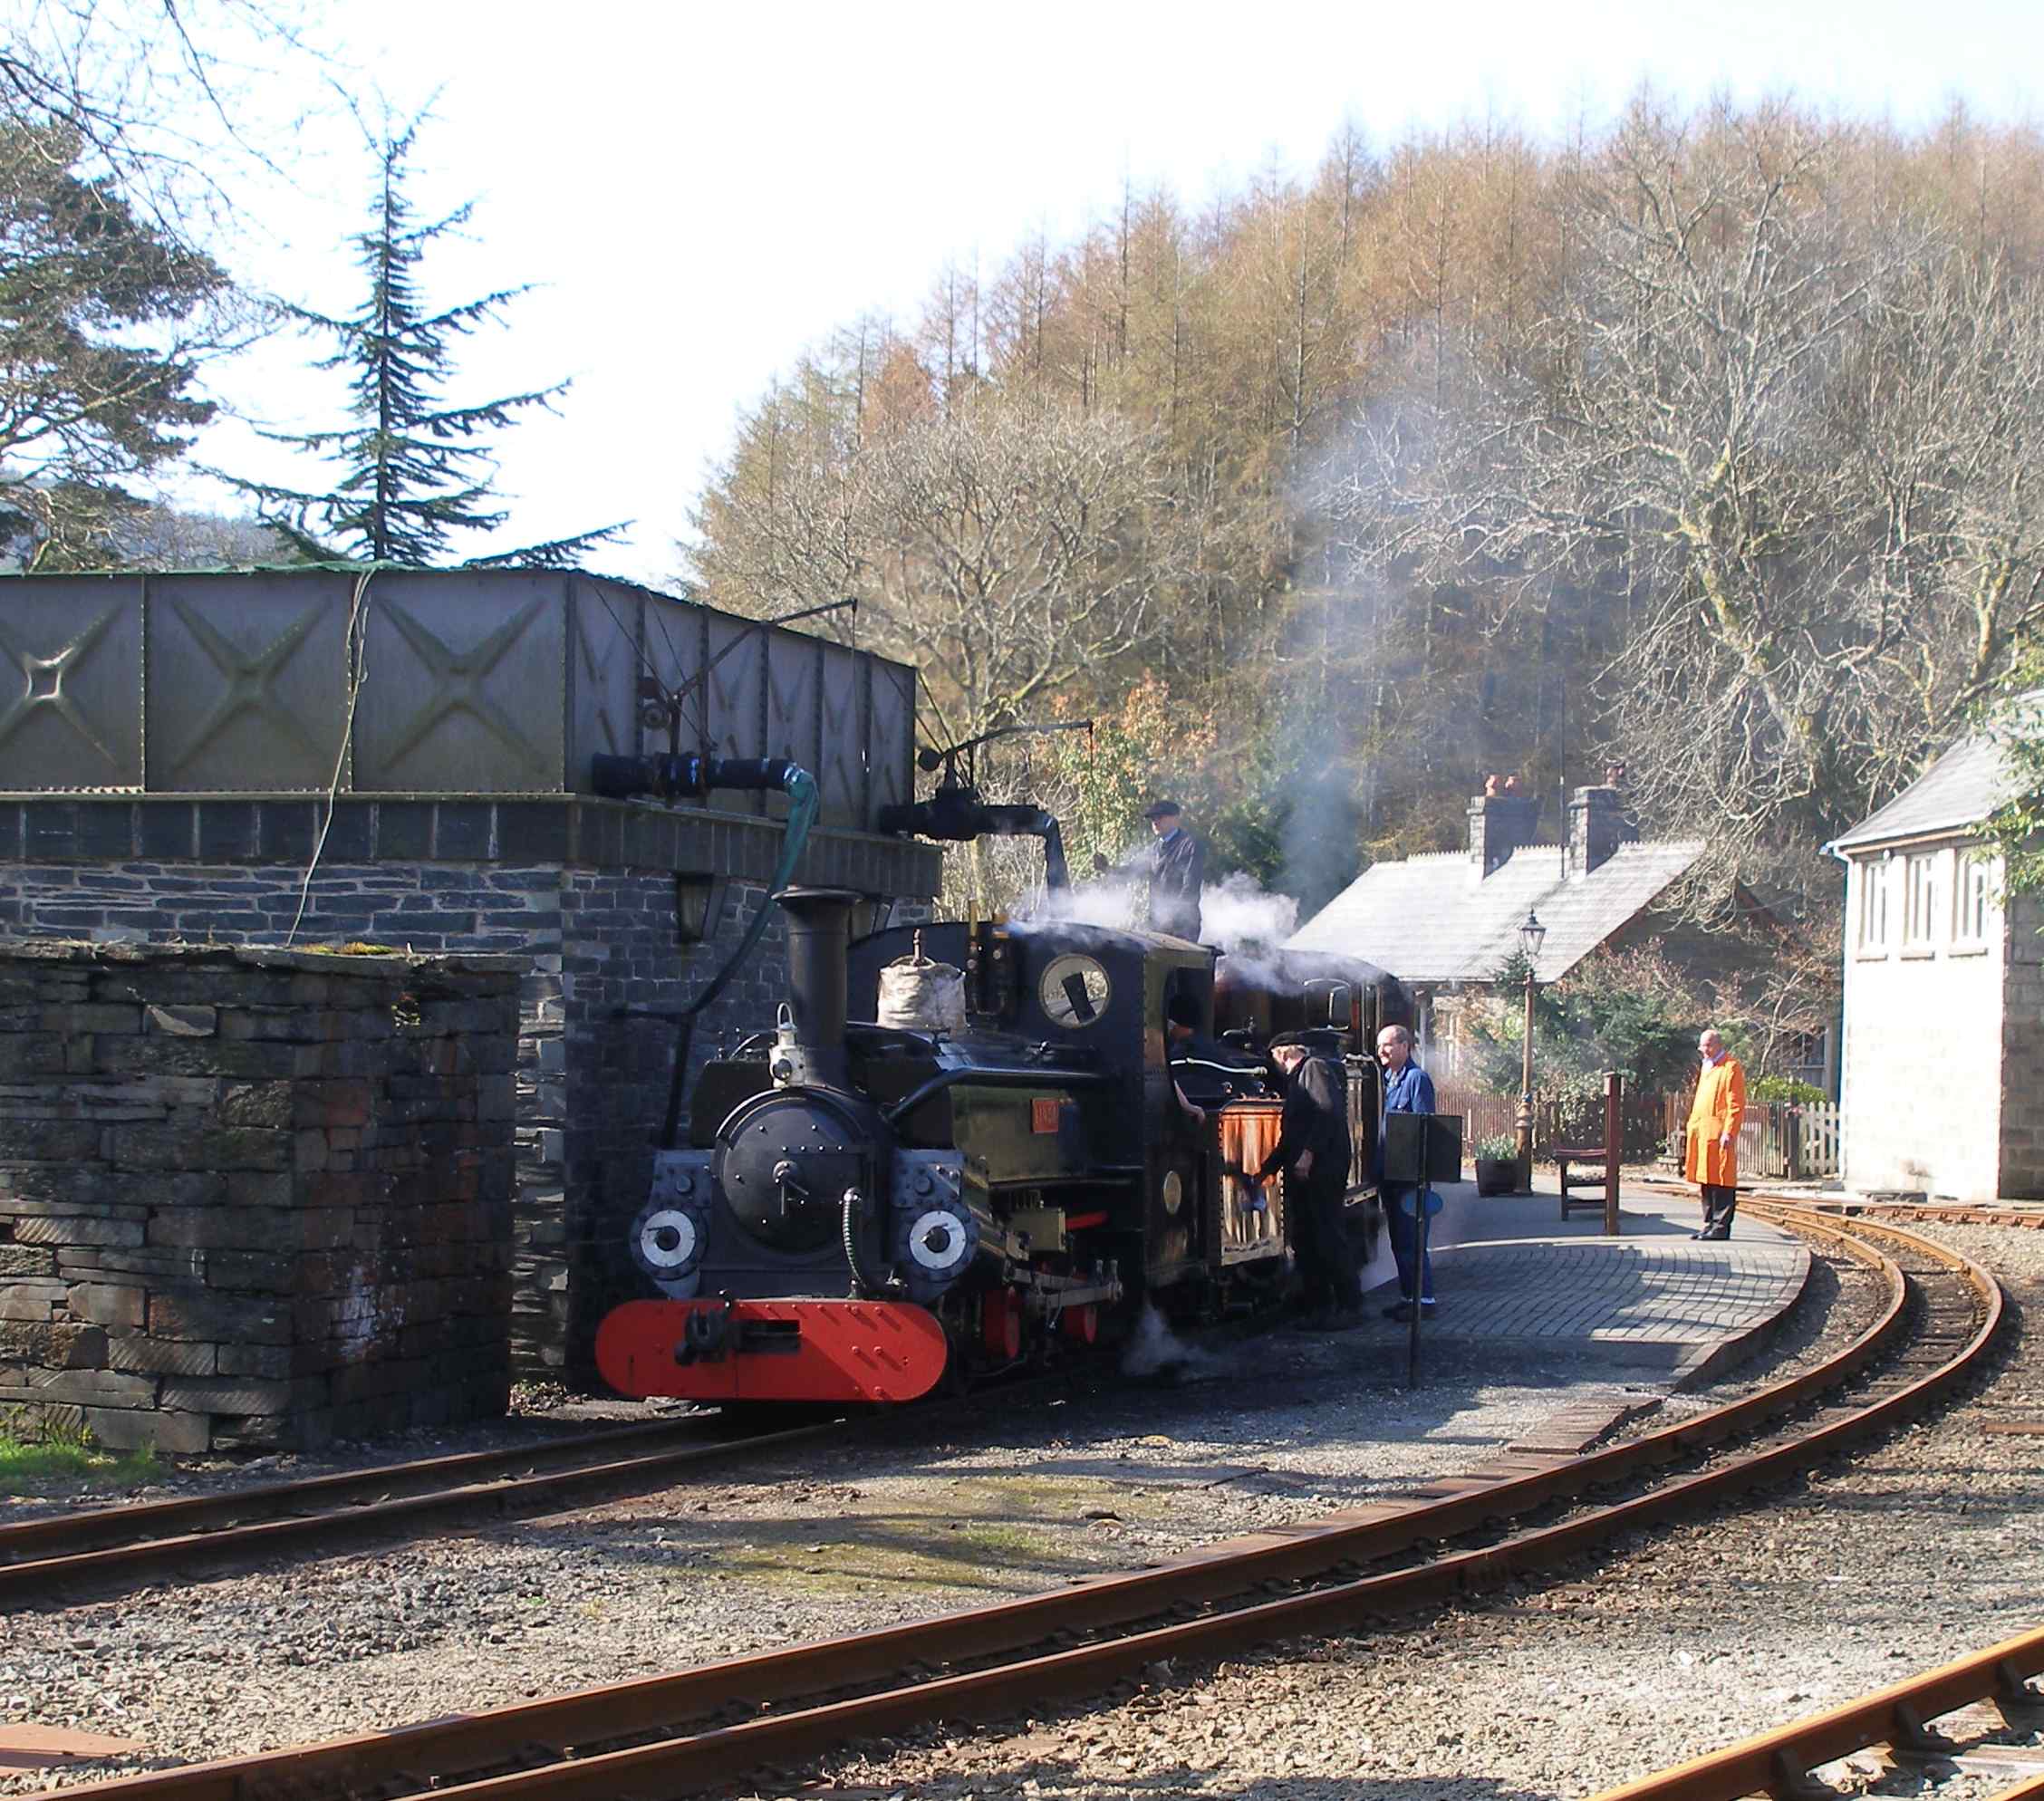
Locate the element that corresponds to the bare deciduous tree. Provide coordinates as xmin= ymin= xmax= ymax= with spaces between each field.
xmin=695 ymin=395 xmax=1200 ymax=745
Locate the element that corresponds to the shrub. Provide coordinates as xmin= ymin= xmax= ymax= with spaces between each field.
xmin=1750 ymin=1074 xmax=1828 ymax=1105
xmin=1467 ymin=942 xmax=1714 ymax=1098
xmin=1474 ymin=1132 xmax=1520 ymax=1161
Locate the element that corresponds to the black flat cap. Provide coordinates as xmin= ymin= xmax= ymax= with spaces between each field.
xmin=1142 ymin=799 xmax=1181 ymax=819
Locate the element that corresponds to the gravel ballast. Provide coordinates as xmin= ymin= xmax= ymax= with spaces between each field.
xmin=4 ymin=1214 xmax=2037 ymax=1799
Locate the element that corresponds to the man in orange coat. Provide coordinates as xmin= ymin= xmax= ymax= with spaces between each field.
xmin=1684 ymin=1029 xmax=1746 ymax=1240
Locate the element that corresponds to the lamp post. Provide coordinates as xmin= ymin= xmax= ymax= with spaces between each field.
xmin=1516 ymin=908 xmax=1547 ymax=1188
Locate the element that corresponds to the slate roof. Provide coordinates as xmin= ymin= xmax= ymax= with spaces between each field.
xmin=1831 ymin=691 xmax=2044 ymax=853
xmin=1285 ymin=838 xmax=1706 ymax=986
xmin=1829 ymin=731 xmax=2022 ymax=852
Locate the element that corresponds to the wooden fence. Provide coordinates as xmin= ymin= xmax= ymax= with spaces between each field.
xmin=1432 ymin=1080 xmax=1842 ymax=1180
xmin=1654 ymin=1093 xmax=1843 ymax=1181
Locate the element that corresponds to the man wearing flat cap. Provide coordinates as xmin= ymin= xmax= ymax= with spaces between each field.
xmin=1257 ymin=1034 xmax=1362 ymax=1327
xmin=1139 ymin=800 xmax=1206 ymax=941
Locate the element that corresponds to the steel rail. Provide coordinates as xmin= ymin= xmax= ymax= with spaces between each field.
xmin=1846 ymin=1203 xmax=2044 ymax=1231
xmin=0 ymin=1416 xmax=844 ymax=1605
xmin=1582 ymin=1623 xmax=2044 ymax=1801
xmin=17 ymin=1205 xmax=1998 ymax=1801
xmin=1643 ymin=1172 xmax=2044 ymax=1233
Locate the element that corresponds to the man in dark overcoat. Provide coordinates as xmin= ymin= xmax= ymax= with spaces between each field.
xmin=1258 ymin=1034 xmax=1361 ymax=1327
xmin=1140 ymin=800 xmax=1206 ymax=941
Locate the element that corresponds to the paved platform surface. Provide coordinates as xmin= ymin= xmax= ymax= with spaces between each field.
xmin=1351 ymin=1178 xmax=1812 ymax=1385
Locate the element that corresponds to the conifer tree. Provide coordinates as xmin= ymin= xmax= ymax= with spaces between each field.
xmin=227 ymin=122 xmax=625 ymax=567
xmin=0 ymin=119 xmax=240 ymax=568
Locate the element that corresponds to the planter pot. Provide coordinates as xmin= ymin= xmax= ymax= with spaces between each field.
xmin=1474 ymin=1156 xmax=1519 ymax=1197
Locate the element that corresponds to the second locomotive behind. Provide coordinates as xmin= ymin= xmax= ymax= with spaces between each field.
xmin=596 ymin=888 xmax=1410 ymax=1407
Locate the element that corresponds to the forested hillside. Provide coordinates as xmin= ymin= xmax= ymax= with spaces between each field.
xmin=689 ymin=95 xmax=2044 ymax=936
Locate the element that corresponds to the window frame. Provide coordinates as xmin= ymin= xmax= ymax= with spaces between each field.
xmin=1901 ymin=850 xmax=1940 ymax=953
xmin=1855 ymin=855 xmax=1890 ymax=958
xmin=1952 ymin=845 xmax=1994 ymax=951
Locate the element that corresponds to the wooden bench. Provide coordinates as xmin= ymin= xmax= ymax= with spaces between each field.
xmin=1555 ymin=1146 xmax=1615 ymax=1219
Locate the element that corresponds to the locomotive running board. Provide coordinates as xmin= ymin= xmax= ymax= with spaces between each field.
xmin=596 ymin=1298 xmax=950 ymax=1404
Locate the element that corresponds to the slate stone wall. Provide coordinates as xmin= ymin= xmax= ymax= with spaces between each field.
xmin=0 ymin=795 xmax=943 ymax=1390
xmin=1996 ymin=890 xmax=2044 ymax=1198
xmin=0 ymin=941 xmax=520 ymax=1451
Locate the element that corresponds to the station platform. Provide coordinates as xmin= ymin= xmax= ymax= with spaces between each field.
xmin=1347 ymin=1178 xmax=1813 ymax=1387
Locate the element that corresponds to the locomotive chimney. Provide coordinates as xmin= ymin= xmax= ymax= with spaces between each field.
xmin=777 ymin=888 xmax=857 ymax=1084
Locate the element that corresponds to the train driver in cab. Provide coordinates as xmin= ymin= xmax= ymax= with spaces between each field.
xmin=1167 ymin=992 xmax=1264 ymax=1109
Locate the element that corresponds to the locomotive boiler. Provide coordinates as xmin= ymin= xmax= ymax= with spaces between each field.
xmin=594 ymin=890 xmax=1406 ymax=1408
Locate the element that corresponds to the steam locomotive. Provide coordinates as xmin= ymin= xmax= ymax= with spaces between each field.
xmin=594 ymin=890 xmax=1409 ymax=1406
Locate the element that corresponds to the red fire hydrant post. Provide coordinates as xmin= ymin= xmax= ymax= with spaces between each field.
xmin=1603 ymin=1069 xmax=1623 ymax=1236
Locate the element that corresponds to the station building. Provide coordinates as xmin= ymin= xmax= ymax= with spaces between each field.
xmin=1831 ymin=712 xmax=2044 ymax=1201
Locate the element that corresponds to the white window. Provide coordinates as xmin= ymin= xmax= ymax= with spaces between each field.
xmin=1904 ymin=852 xmax=1939 ymax=949
xmin=1856 ymin=858 xmax=1889 ymax=954
xmin=1954 ymin=847 xmax=1994 ymax=946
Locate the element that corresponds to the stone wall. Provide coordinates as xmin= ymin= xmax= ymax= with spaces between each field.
xmin=1999 ymin=889 xmax=2044 ymax=1197
xmin=0 ymin=798 xmax=941 ymax=1386
xmin=0 ymin=941 xmax=520 ymax=1451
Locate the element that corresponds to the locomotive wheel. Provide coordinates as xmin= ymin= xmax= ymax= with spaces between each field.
xmin=980 ymin=1286 xmax=1023 ymax=1361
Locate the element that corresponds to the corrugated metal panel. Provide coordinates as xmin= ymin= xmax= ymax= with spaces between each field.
xmin=0 ymin=572 xmax=922 ymax=819
xmin=870 ymin=659 xmax=916 ymax=830
xmin=351 ymin=570 xmax=565 ymax=793
xmin=818 ymin=642 xmax=868 ymax=829
xmin=145 ymin=572 xmax=348 ymax=792
xmin=641 ymin=590 xmax=704 ymax=758
xmin=703 ymin=612 xmax=767 ymax=815
xmin=0 ymin=576 xmax=144 ymax=791
xmin=763 ymin=628 xmax=822 ymax=823
xmin=565 ymin=576 xmax=641 ymax=795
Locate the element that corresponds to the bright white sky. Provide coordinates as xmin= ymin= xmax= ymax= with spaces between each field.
xmin=172 ymin=0 xmax=2037 ymax=585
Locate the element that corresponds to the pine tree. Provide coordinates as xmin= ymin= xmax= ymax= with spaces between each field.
xmin=0 ymin=120 xmax=238 ymax=569
xmin=226 ymin=122 xmax=626 ymax=567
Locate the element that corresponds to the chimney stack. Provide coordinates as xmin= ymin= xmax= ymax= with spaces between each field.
xmin=1566 ymin=780 xmax=1635 ymax=880
xmin=1468 ymin=775 xmax=1539 ymax=878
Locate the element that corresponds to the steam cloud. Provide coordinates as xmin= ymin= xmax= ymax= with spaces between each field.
xmin=1120 ymin=1301 xmax=1226 ymax=1382
xmin=1197 ymin=871 xmax=1298 ymax=953
xmin=1017 ymin=859 xmax=1300 ymax=950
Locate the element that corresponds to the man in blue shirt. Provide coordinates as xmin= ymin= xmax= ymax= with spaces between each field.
xmin=1375 ymin=1023 xmax=1437 ymax=1321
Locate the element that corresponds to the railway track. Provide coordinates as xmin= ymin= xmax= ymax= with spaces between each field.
xmin=17 ymin=1202 xmax=2004 ymax=1801
xmin=1642 ymin=1170 xmax=2044 ymax=1232
xmin=1587 ymin=1621 xmax=2044 ymax=1800
xmin=0 ymin=1411 xmax=845 ymax=1607
xmin=1808 ymin=1199 xmax=2044 ymax=1231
